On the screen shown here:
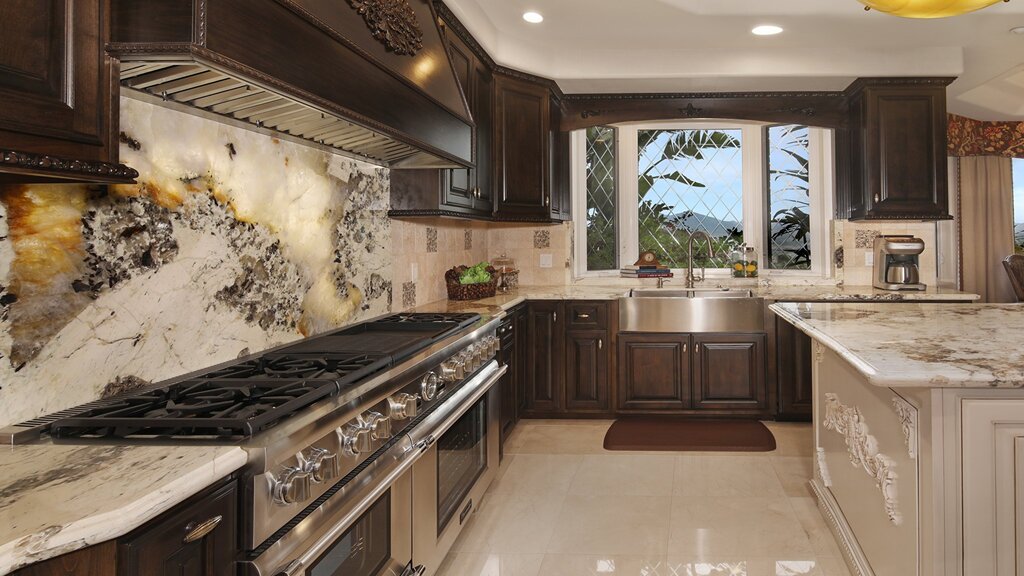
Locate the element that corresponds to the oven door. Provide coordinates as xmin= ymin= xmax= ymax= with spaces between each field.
xmin=412 ymin=361 xmax=503 ymax=574
xmin=243 ymin=437 xmax=422 ymax=576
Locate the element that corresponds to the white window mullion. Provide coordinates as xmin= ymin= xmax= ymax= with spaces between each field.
xmin=618 ymin=125 xmax=639 ymax=267
xmin=742 ymin=125 xmax=766 ymax=264
xmin=810 ymin=127 xmax=834 ymax=278
xmin=570 ymin=130 xmax=588 ymax=278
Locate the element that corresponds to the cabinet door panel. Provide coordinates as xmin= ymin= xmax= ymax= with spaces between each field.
xmin=494 ymin=76 xmax=549 ymax=217
xmin=0 ymin=0 xmax=116 ymax=162
xmin=525 ymin=301 xmax=564 ymax=413
xmin=777 ymin=316 xmax=813 ymax=420
xmin=515 ymin=306 xmax=528 ymax=417
xmin=119 ymin=480 xmax=237 ymax=576
xmin=693 ymin=333 xmax=766 ymax=410
xmin=565 ymin=329 xmax=610 ymax=412
xmin=617 ymin=334 xmax=689 ymax=411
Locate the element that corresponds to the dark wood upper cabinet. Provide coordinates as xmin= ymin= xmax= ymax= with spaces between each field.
xmin=493 ymin=74 xmax=551 ymax=220
xmin=118 ymin=479 xmax=238 ymax=576
xmin=0 ymin=0 xmax=136 ymax=183
xmin=692 ymin=333 xmax=766 ymax=411
xmin=838 ymin=78 xmax=953 ymax=220
xmin=524 ymin=301 xmax=564 ymax=414
xmin=548 ymin=96 xmax=571 ymax=221
xmin=617 ymin=333 xmax=690 ymax=412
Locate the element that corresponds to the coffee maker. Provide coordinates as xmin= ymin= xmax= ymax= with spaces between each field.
xmin=872 ymin=235 xmax=926 ymax=291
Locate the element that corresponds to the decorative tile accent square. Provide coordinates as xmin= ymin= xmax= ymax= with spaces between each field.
xmin=833 ymin=246 xmax=844 ymax=269
xmin=464 ymin=229 xmax=472 ymax=250
xmin=534 ymin=230 xmax=551 ymax=249
xmin=401 ymin=281 xmax=416 ymax=309
xmin=426 ymin=227 xmax=438 ymax=253
xmin=855 ymin=230 xmax=880 ymax=249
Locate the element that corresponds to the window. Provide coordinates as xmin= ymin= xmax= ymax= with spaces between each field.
xmin=573 ymin=121 xmax=832 ymax=277
xmin=1014 ymin=158 xmax=1024 ymax=254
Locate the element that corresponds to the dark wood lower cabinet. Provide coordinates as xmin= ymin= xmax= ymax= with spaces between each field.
xmin=514 ymin=305 xmax=528 ymax=418
xmin=776 ymin=315 xmax=813 ymax=421
xmin=524 ymin=301 xmax=565 ymax=414
xmin=617 ymin=334 xmax=690 ymax=411
xmin=565 ymin=329 xmax=610 ymax=412
xmin=692 ymin=333 xmax=767 ymax=411
xmin=118 ymin=478 xmax=238 ymax=576
xmin=498 ymin=313 xmax=518 ymax=458
xmin=12 ymin=479 xmax=238 ymax=576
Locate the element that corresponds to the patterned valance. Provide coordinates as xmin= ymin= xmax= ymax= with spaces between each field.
xmin=947 ymin=114 xmax=1024 ymax=158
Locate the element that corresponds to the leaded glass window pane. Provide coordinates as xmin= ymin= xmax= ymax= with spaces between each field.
xmin=586 ymin=126 xmax=617 ymax=271
xmin=766 ymin=125 xmax=812 ymax=270
xmin=637 ymin=129 xmax=743 ymax=269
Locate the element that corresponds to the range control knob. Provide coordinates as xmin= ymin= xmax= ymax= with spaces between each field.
xmin=302 ymin=448 xmax=340 ymax=484
xmin=388 ymin=393 xmax=418 ymax=419
xmin=337 ymin=424 xmax=368 ymax=457
xmin=366 ymin=411 xmax=392 ymax=440
xmin=420 ymin=371 xmax=439 ymax=401
xmin=273 ymin=467 xmax=312 ymax=505
xmin=489 ymin=335 xmax=500 ymax=355
xmin=463 ymin=347 xmax=479 ymax=371
xmin=439 ymin=360 xmax=459 ymax=383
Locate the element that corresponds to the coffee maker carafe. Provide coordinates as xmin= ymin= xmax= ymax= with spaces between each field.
xmin=872 ymin=235 xmax=926 ymax=291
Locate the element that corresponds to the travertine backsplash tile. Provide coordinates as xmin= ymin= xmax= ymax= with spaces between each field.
xmin=834 ymin=220 xmax=938 ymax=287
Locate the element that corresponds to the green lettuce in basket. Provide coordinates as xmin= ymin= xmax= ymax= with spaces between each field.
xmin=459 ymin=262 xmax=492 ymax=285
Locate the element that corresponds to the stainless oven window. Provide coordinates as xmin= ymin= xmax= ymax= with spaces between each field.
xmin=308 ymin=491 xmax=391 ymax=576
xmin=437 ymin=397 xmax=488 ymax=533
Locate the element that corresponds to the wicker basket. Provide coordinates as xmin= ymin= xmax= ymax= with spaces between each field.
xmin=445 ymin=266 xmax=498 ymax=300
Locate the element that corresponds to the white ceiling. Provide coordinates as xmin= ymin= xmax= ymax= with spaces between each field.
xmin=445 ymin=0 xmax=1024 ymax=120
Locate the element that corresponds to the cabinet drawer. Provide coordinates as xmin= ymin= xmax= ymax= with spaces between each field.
xmin=566 ymin=302 xmax=609 ymax=329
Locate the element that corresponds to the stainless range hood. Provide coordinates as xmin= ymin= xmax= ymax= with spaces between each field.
xmin=109 ymin=0 xmax=473 ymax=169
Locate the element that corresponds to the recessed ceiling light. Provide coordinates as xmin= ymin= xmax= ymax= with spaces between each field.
xmin=1011 ymin=26 xmax=1024 ymax=34
xmin=523 ymin=11 xmax=544 ymax=24
xmin=752 ymin=25 xmax=784 ymax=36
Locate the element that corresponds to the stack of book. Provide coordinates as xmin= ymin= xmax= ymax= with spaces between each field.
xmin=620 ymin=265 xmax=673 ymax=278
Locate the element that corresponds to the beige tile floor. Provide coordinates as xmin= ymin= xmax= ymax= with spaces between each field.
xmin=435 ymin=419 xmax=852 ymax=576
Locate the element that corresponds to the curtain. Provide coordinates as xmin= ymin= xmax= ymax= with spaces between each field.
xmin=948 ymin=114 xmax=1024 ymax=159
xmin=958 ymin=157 xmax=1015 ymax=303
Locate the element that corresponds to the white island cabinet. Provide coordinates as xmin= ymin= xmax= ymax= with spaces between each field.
xmin=771 ymin=302 xmax=1024 ymax=576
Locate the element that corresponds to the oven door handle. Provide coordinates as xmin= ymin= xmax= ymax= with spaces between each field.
xmin=271 ymin=362 xmax=507 ymax=576
xmin=407 ymin=361 xmax=506 ymax=447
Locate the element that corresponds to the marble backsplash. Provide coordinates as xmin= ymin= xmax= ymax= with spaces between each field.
xmin=0 ymin=97 xmax=393 ymax=428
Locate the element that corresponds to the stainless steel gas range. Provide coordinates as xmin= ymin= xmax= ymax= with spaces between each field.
xmin=1 ymin=311 xmax=506 ymax=576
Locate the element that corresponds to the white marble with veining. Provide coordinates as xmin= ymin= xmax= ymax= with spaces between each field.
xmin=0 ymin=443 xmax=247 ymax=575
xmin=771 ymin=302 xmax=1024 ymax=388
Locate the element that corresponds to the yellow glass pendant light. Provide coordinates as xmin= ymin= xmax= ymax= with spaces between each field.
xmin=859 ymin=0 xmax=1007 ymax=18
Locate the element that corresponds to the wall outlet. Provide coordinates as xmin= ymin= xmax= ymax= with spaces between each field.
xmin=539 ymin=253 xmax=553 ymax=268
xmin=410 ymin=262 xmax=418 ymax=282
xmin=864 ymin=252 xmax=873 ymax=266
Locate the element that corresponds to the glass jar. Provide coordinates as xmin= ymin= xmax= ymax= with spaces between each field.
xmin=730 ymin=243 xmax=746 ymax=278
xmin=743 ymin=246 xmax=758 ymax=278
xmin=492 ymin=254 xmax=518 ymax=292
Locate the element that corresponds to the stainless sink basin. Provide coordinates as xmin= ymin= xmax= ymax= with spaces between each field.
xmin=621 ymin=288 xmax=764 ymax=332
xmin=628 ymin=288 xmax=755 ymax=299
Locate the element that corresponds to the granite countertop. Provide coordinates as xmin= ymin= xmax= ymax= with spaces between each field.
xmin=415 ymin=284 xmax=978 ymax=317
xmin=0 ymin=444 xmax=247 ymax=575
xmin=771 ymin=302 xmax=1024 ymax=388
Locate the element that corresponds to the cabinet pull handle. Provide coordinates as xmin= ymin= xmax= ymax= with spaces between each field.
xmin=577 ymin=313 xmax=591 ymax=319
xmin=553 ymin=311 xmax=557 ymax=322
xmin=544 ymin=196 xmax=550 ymax=207
xmin=873 ymin=193 xmax=880 ymax=203
xmin=598 ymin=338 xmax=603 ymax=349
xmin=683 ymin=343 xmax=687 ymax=353
xmin=183 ymin=515 xmax=223 ymax=544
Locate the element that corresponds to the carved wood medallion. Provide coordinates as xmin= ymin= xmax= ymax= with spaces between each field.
xmin=348 ymin=0 xmax=424 ymax=56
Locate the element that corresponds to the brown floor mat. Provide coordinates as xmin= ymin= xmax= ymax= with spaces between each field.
xmin=603 ymin=418 xmax=776 ymax=452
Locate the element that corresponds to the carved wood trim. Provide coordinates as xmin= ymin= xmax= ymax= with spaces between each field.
xmin=816 ymin=447 xmax=834 ymax=487
xmin=347 ymin=0 xmax=424 ymax=56
xmin=892 ymin=395 xmax=918 ymax=459
xmin=0 ymin=149 xmax=138 ymax=181
xmin=823 ymin=392 xmax=901 ymax=525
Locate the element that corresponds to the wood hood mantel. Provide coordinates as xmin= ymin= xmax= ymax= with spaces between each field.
xmin=108 ymin=0 xmax=473 ymax=168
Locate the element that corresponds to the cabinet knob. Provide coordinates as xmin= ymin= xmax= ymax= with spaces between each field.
xmin=598 ymin=338 xmax=603 ymax=350
xmin=182 ymin=515 xmax=222 ymax=544
xmin=873 ymin=193 xmax=880 ymax=203
xmin=544 ymin=196 xmax=550 ymax=207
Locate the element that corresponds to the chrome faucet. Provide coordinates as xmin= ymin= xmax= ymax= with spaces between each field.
xmin=685 ymin=231 xmax=715 ymax=289
xmin=656 ymin=277 xmax=671 ymax=289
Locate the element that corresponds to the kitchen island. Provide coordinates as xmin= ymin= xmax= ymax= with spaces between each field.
xmin=771 ymin=302 xmax=1024 ymax=576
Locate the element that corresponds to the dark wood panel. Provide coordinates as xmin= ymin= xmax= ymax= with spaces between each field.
xmin=498 ymin=314 xmax=517 ymax=457
xmin=617 ymin=333 xmax=690 ymax=411
xmin=692 ymin=333 xmax=766 ymax=411
xmin=566 ymin=301 xmax=609 ymax=330
xmin=118 ymin=479 xmax=237 ymax=576
xmin=524 ymin=301 xmax=564 ymax=413
xmin=776 ymin=316 xmax=813 ymax=421
xmin=10 ymin=541 xmax=116 ymax=576
xmin=0 ymin=0 xmax=129 ymax=182
xmin=565 ymin=329 xmax=610 ymax=413
xmin=514 ymin=305 xmax=529 ymax=417
xmin=494 ymin=74 xmax=550 ymax=218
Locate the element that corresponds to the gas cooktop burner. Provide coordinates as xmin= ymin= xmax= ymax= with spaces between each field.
xmin=201 ymin=353 xmax=387 ymax=383
xmin=50 ymin=378 xmax=341 ymax=439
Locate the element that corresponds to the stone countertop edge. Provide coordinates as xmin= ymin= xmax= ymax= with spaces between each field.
xmin=768 ymin=302 xmax=1023 ymax=389
xmin=0 ymin=446 xmax=248 ymax=575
